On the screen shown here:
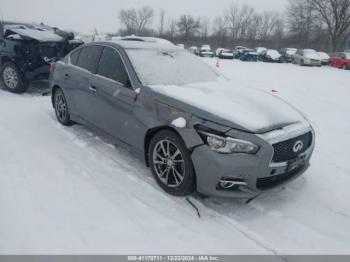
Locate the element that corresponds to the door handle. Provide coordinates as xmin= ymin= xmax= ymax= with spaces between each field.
xmin=89 ymin=86 xmax=97 ymax=93
xmin=64 ymin=73 xmax=70 ymax=80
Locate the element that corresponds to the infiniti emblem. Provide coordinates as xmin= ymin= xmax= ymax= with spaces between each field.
xmin=293 ymin=140 xmax=304 ymax=153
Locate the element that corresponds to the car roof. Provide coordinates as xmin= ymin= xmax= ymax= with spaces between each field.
xmin=98 ymin=36 xmax=179 ymax=51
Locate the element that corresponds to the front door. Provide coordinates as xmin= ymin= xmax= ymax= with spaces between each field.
xmin=90 ymin=46 xmax=138 ymax=147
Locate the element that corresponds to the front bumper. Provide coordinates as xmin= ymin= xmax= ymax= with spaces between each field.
xmin=191 ymin=123 xmax=315 ymax=198
xmin=304 ymin=59 xmax=321 ymax=66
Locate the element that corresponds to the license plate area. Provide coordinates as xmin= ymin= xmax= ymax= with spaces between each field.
xmin=287 ymin=155 xmax=306 ymax=172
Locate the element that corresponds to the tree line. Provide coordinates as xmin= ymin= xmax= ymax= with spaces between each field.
xmin=115 ymin=0 xmax=350 ymax=52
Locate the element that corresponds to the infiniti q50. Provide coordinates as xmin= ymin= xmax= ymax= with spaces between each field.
xmin=50 ymin=36 xmax=315 ymax=198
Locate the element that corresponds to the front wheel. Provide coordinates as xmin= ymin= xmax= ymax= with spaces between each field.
xmin=1 ymin=62 xmax=28 ymax=93
xmin=149 ymin=130 xmax=195 ymax=196
xmin=53 ymin=88 xmax=73 ymax=126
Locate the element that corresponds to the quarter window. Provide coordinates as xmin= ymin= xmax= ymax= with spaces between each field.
xmin=70 ymin=48 xmax=82 ymax=66
xmin=97 ymin=47 xmax=129 ymax=85
xmin=77 ymin=46 xmax=103 ymax=73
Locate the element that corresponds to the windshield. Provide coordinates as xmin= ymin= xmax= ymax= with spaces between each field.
xmin=127 ymin=49 xmax=219 ymax=86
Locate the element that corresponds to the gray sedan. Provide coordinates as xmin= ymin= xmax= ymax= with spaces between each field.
xmin=50 ymin=37 xmax=315 ymax=199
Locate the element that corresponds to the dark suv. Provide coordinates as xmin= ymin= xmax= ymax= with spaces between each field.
xmin=0 ymin=21 xmax=82 ymax=93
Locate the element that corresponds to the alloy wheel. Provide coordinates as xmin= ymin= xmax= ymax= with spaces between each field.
xmin=3 ymin=67 xmax=19 ymax=89
xmin=152 ymin=139 xmax=186 ymax=188
xmin=55 ymin=91 xmax=68 ymax=122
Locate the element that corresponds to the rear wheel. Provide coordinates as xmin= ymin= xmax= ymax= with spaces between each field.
xmin=53 ymin=88 xmax=73 ymax=126
xmin=149 ymin=130 xmax=195 ymax=196
xmin=1 ymin=62 xmax=28 ymax=93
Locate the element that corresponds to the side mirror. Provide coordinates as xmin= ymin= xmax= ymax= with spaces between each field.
xmin=134 ymin=88 xmax=141 ymax=102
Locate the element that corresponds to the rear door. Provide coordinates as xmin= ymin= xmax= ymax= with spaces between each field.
xmin=90 ymin=46 xmax=137 ymax=146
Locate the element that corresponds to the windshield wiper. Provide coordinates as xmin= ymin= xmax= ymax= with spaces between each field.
xmin=161 ymin=51 xmax=174 ymax=58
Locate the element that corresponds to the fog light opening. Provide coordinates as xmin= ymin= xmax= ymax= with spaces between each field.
xmin=217 ymin=177 xmax=247 ymax=191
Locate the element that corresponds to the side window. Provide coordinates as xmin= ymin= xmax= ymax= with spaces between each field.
xmin=97 ymin=47 xmax=129 ymax=86
xmin=77 ymin=46 xmax=103 ymax=73
xmin=70 ymin=48 xmax=82 ymax=66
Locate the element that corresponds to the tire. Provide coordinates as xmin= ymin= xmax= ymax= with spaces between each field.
xmin=1 ymin=62 xmax=28 ymax=93
xmin=342 ymin=64 xmax=348 ymax=70
xmin=149 ymin=130 xmax=195 ymax=196
xmin=53 ymin=88 xmax=73 ymax=126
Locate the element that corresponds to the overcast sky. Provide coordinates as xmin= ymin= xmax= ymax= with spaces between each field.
xmin=1 ymin=0 xmax=288 ymax=34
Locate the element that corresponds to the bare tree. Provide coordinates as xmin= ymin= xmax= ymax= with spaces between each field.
xmin=166 ymin=18 xmax=177 ymax=38
xmin=118 ymin=6 xmax=154 ymax=35
xmin=225 ymin=3 xmax=239 ymax=40
xmin=138 ymin=6 xmax=154 ymax=34
xmin=158 ymin=9 xmax=166 ymax=36
xmin=237 ymin=5 xmax=256 ymax=39
xmin=119 ymin=8 xmax=138 ymax=35
xmin=200 ymin=17 xmax=210 ymax=39
xmin=176 ymin=15 xmax=201 ymax=40
xmin=287 ymin=0 xmax=319 ymax=47
xmin=246 ymin=14 xmax=262 ymax=40
xmin=306 ymin=0 xmax=350 ymax=51
xmin=258 ymin=11 xmax=280 ymax=40
xmin=212 ymin=16 xmax=228 ymax=45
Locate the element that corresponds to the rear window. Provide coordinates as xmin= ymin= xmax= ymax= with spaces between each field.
xmin=77 ymin=46 xmax=103 ymax=73
xmin=70 ymin=48 xmax=82 ymax=66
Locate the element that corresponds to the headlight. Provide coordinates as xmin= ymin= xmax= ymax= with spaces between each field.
xmin=199 ymin=131 xmax=259 ymax=154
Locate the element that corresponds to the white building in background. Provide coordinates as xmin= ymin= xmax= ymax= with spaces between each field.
xmin=94 ymin=34 xmax=108 ymax=42
xmin=74 ymin=34 xmax=94 ymax=43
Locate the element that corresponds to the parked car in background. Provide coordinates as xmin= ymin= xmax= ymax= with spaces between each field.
xmin=217 ymin=49 xmax=234 ymax=59
xmin=0 ymin=21 xmax=82 ymax=93
xmin=330 ymin=52 xmax=350 ymax=70
xmin=50 ymin=36 xmax=315 ymax=198
xmin=188 ymin=46 xmax=198 ymax=55
xmin=318 ymin=52 xmax=330 ymax=65
xmin=280 ymin=48 xmax=297 ymax=63
xmin=199 ymin=45 xmax=214 ymax=57
xmin=239 ymin=49 xmax=258 ymax=62
xmin=215 ymin=48 xmax=225 ymax=57
xmin=260 ymin=49 xmax=282 ymax=63
xmin=176 ymin=44 xmax=185 ymax=49
xmin=233 ymin=46 xmax=249 ymax=59
xmin=256 ymin=47 xmax=267 ymax=61
xmin=256 ymin=47 xmax=267 ymax=54
xmin=293 ymin=49 xmax=321 ymax=66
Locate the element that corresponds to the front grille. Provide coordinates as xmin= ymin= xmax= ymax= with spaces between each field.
xmin=272 ymin=132 xmax=312 ymax=163
xmin=257 ymin=165 xmax=305 ymax=190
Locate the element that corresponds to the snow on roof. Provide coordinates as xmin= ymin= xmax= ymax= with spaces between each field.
xmin=4 ymin=24 xmax=65 ymax=42
xmin=111 ymin=36 xmax=178 ymax=50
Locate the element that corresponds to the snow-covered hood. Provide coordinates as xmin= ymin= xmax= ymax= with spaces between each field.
xmin=267 ymin=51 xmax=281 ymax=60
xmin=150 ymin=80 xmax=307 ymax=133
xmin=304 ymin=53 xmax=321 ymax=60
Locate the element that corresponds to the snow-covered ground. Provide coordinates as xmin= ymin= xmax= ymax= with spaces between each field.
xmin=1 ymin=60 xmax=350 ymax=255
